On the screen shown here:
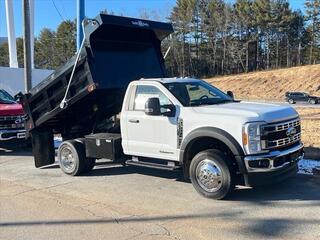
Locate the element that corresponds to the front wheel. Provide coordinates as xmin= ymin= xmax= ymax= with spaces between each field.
xmin=189 ymin=149 xmax=235 ymax=200
xmin=288 ymin=99 xmax=295 ymax=104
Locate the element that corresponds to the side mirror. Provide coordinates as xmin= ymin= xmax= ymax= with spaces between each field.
xmin=145 ymin=97 xmax=161 ymax=116
xmin=227 ymin=91 xmax=234 ymax=99
xmin=162 ymin=104 xmax=176 ymax=117
xmin=14 ymin=92 xmax=23 ymax=103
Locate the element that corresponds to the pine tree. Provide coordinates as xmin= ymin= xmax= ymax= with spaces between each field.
xmin=235 ymin=0 xmax=255 ymax=72
xmin=305 ymin=0 xmax=320 ymax=64
xmin=55 ymin=20 xmax=76 ymax=68
xmin=35 ymin=28 xmax=57 ymax=69
xmin=253 ymin=0 xmax=273 ymax=69
xmin=0 ymin=43 xmax=9 ymax=67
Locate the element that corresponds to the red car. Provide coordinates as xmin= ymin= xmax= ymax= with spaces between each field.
xmin=0 ymin=89 xmax=26 ymax=143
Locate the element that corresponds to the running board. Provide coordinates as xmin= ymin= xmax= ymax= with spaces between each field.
xmin=125 ymin=160 xmax=181 ymax=171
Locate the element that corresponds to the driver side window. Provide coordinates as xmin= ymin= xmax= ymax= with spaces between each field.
xmin=133 ymin=85 xmax=171 ymax=113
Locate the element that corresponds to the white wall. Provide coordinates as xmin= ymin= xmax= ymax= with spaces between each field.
xmin=0 ymin=67 xmax=53 ymax=95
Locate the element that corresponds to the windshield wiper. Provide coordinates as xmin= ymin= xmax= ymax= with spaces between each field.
xmin=190 ymin=102 xmax=217 ymax=107
xmin=198 ymin=100 xmax=234 ymax=106
xmin=215 ymin=99 xmax=234 ymax=104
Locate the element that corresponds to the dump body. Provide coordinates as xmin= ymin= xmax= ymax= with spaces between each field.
xmin=22 ymin=14 xmax=173 ymax=138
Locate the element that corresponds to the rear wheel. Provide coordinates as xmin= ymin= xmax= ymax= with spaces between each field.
xmin=189 ymin=149 xmax=235 ymax=200
xmin=58 ymin=140 xmax=87 ymax=176
xmin=309 ymin=99 xmax=316 ymax=104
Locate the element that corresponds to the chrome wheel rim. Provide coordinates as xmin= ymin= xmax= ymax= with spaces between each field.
xmin=196 ymin=159 xmax=223 ymax=192
xmin=60 ymin=146 xmax=75 ymax=172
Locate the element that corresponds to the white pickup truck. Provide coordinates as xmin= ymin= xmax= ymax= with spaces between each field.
xmin=56 ymin=77 xmax=304 ymax=199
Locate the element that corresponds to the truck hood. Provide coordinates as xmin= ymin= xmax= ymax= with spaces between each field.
xmin=0 ymin=103 xmax=24 ymax=116
xmin=192 ymin=101 xmax=299 ymax=123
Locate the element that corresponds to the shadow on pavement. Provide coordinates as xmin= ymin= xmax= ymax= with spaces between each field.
xmin=84 ymin=163 xmax=320 ymax=202
xmin=304 ymin=146 xmax=320 ymax=160
xmin=0 ymin=145 xmax=32 ymax=156
xmin=0 ymin=212 xmax=319 ymax=240
xmin=84 ymin=163 xmax=187 ymax=182
xmin=232 ymin=174 xmax=320 ymax=202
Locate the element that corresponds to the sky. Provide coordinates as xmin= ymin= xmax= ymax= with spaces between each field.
xmin=0 ymin=0 xmax=306 ymax=38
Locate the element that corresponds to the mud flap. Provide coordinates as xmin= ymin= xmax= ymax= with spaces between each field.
xmin=31 ymin=129 xmax=55 ymax=168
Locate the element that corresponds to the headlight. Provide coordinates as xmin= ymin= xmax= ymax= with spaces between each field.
xmin=242 ymin=122 xmax=267 ymax=155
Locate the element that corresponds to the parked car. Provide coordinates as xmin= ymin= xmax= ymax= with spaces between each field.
xmin=0 ymin=89 xmax=26 ymax=143
xmin=285 ymin=92 xmax=319 ymax=104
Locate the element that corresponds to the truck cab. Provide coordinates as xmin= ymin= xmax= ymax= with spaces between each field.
xmin=117 ymin=78 xmax=303 ymax=199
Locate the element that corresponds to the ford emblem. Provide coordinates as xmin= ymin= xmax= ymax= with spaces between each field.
xmin=286 ymin=127 xmax=297 ymax=137
xmin=15 ymin=117 xmax=23 ymax=124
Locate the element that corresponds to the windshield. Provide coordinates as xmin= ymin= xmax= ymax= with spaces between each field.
xmin=164 ymin=80 xmax=233 ymax=107
xmin=0 ymin=90 xmax=16 ymax=104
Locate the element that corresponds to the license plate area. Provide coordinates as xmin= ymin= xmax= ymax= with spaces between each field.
xmin=17 ymin=132 xmax=26 ymax=139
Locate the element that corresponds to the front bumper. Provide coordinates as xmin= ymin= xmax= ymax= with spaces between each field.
xmin=244 ymin=143 xmax=304 ymax=173
xmin=243 ymin=143 xmax=304 ymax=186
xmin=244 ymin=161 xmax=299 ymax=187
xmin=0 ymin=129 xmax=26 ymax=141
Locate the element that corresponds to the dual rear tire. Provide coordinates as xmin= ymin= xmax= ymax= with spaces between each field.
xmin=58 ymin=140 xmax=96 ymax=176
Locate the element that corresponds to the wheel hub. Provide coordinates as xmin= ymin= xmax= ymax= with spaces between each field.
xmin=196 ymin=159 xmax=223 ymax=192
xmin=60 ymin=147 xmax=75 ymax=171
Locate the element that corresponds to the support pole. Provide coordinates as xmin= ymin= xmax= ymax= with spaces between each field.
xmin=23 ymin=0 xmax=32 ymax=92
xmin=4 ymin=0 xmax=18 ymax=68
xmin=76 ymin=0 xmax=85 ymax=50
xmin=29 ymin=0 xmax=34 ymax=69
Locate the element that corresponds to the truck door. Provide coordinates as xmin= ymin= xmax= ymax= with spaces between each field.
xmin=123 ymin=85 xmax=178 ymax=161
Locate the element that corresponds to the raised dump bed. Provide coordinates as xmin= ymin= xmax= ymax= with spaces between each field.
xmin=21 ymin=14 xmax=173 ymax=166
xmin=23 ymin=14 xmax=173 ymax=136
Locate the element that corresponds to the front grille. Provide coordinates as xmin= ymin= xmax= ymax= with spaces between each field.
xmin=262 ymin=118 xmax=301 ymax=150
xmin=0 ymin=116 xmax=24 ymax=130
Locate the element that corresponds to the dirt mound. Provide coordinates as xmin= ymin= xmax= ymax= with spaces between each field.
xmin=206 ymin=64 xmax=320 ymax=100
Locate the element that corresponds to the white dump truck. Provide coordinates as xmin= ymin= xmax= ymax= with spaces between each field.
xmin=21 ymin=14 xmax=304 ymax=199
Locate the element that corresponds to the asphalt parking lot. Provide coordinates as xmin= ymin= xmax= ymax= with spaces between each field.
xmin=1 ymin=148 xmax=320 ymax=240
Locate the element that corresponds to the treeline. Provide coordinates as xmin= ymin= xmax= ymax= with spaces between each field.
xmin=0 ymin=0 xmax=319 ymax=79
xmin=164 ymin=0 xmax=320 ymax=77
xmin=0 ymin=20 xmax=76 ymax=70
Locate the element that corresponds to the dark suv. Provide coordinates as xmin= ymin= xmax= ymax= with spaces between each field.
xmin=285 ymin=92 xmax=319 ymax=104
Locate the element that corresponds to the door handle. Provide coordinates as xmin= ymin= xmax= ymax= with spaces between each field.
xmin=129 ymin=119 xmax=140 ymax=123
